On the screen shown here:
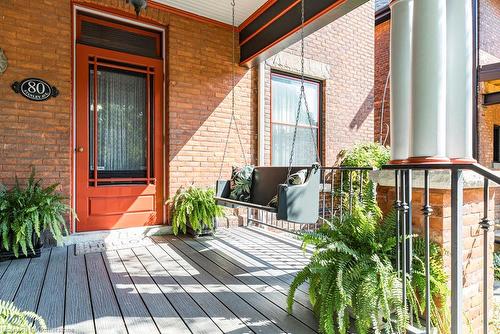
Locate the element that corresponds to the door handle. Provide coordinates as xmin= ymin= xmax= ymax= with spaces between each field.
xmin=77 ymin=146 xmax=84 ymax=153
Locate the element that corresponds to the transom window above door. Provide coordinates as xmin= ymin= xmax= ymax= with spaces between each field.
xmin=271 ymin=72 xmax=322 ymax=166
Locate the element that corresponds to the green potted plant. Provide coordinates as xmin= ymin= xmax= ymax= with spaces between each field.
xmin=288 ymin=185 xmax=408 ymax=334
xmin=0 ymin=300 xmax=46 ymax=333
xmin=167 ymin=185 xmax=224 ymax=237
xmin=0 ymin=169 xmax=71 ymax=261
xmin=287 ymin=181 xmax=450 ymax=334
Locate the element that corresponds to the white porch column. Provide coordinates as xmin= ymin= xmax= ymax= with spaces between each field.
xmin=446 ymin=0 xmax=474 ymax=162
xmin=409 ymin=0 xmax=449 ymax=162
xmin=389 ymin=0 xmax=413 ymax=163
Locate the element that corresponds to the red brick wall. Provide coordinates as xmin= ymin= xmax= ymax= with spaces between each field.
xmin=374 ymin=20 xmax=390 ymax=144
xmin=479 ymin=0 xmax=500 ymax=65
xmin=262 ymin=1 xmax=375 ymax=166
xmin=0 ymin=1 xmax=72 ymax=195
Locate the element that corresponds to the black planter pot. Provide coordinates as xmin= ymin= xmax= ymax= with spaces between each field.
xmin=186 ymin=223 xmax=215 ymax=237
xmin=0 ymin=233 xmax=42 ymax=262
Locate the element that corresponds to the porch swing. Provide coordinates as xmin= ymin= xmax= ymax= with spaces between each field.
xmin=214 ymin=0 xmax=320 ymax=225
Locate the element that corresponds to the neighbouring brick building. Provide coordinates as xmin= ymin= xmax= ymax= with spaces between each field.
xmin=374 ymin=0 xmax=500 ymax=167
xmin=0 ymin=0 xmax=374 ymax=232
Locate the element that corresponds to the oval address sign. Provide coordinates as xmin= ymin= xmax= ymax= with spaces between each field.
xmin=11 ymin=78 xmax=59 ymax=102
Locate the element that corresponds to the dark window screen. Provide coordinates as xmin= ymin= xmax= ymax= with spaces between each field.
xmin=78 ymin=15 xmax=161 ymax=58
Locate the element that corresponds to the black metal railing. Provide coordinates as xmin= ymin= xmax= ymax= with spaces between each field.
xmin=246 ymin=166 xmax=374 ymax=233
xmin=383 ymin=163 xmax=497 ymax=334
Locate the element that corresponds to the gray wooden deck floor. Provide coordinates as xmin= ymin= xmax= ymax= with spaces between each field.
xmin=0 ymin=227 xmax=318 ymax=334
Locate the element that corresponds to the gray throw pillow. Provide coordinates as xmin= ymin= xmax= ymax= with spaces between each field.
xmin=268 ymin=169 xmax=308 ymax=208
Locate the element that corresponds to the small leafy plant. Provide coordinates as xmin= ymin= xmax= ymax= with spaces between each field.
xmin=0 ymin=169 xmax=71 ymax=257
xmin=0 ymin=300 xmax=46 ymax=333
xmin=340 ymin=142 xmax=391 ymax=169
xmin=167 ymin=186 xmax=224 ymax=235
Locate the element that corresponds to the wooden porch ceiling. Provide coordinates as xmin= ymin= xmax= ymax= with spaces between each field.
xmin=0 ymin=227 xmax=318 ymax=334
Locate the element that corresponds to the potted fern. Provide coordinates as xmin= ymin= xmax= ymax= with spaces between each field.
xmin=0 ymin=169 xmax=71 ymax=261
xmin=0 ymin=300 xmax=46 ymax=333
xmin=288 ymin=187 xmax=408 ymax=334
xmin=167 ymin=185 xmax=224 ymax=237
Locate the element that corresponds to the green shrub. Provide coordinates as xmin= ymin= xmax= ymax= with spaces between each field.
xmin=0 ymin=300 xmax=46 ymax=333
xmin=340 ymin=142 xmax=391 ymax=169
xmin=0 ymin=169 xmax=71 ymax=257
xmin=167 ymin=186 xmax=224 ymax=235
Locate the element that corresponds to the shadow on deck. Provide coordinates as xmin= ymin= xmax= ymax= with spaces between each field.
xmin=0 ymin=227 xmax=318 ymax=334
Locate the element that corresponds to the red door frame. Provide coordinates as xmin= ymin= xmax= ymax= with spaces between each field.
xmin=75 ymin=44 xmax=164 ymax=232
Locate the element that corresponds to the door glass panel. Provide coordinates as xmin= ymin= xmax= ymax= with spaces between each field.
xmin=89 ymin=65 xmax=149 ymax=181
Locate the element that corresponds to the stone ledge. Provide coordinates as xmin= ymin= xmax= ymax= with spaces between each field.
xmin=370 ymin=169 xmax=500 ymax=189
xmin=266 ymin=52 xmax=331 ymax=80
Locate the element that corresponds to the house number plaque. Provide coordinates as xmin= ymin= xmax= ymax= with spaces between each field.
xmin=11 ymin=78 xmax=59 ymax=102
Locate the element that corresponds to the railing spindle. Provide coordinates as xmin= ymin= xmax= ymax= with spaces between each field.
xmin=395 ymin=170 xmax=402 ymax=276
xmin=400 ymin=169 xmax=408 ymax=311
xmin=349 ymin=171 xmax=354 ymax=214
xmin=339 ymin=170 xmax=344 ymax=222
xmin=479 ymin=177 xmax=491 ymax=334
xmin=422 ymin=170 xmax=432 ymax=333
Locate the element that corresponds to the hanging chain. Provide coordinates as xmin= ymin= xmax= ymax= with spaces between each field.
xmin=218 ymin=0 xmax=248 ymax=179
xmin=286 ymin=0 xmax=320 ymax=181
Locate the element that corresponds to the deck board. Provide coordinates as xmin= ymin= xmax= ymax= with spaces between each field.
xmin=86 ymin=252 xmax=128 ymax=334
xmin=167 ymin=236 xmax=318 ymax=334
xmin=37 ymin=247 xmax=67 ymax=330
xmin=153 ymin=239 xmax=285 ymax=334
xmin=133 ymin=245 xmax=244 ymax=334
xmin=0 ymin=257 xmax=30 ymax=301
xmin=193 ymin=236 xmax=313 ymax=310
xmin=65 ymin=245 xmax=96 ymax=334
xmin=0 ymin=227 xmax=318 ymax=334
xmin=0 ymin=260 xmax=11 ymax=280
xmin=216 ymin=228 xmax=312 ymax=292
xmin=13 ymin=250 xmax=50 ymax=312
xmin=179 ymin=237 xmax=318 ymax=331
xmin=104 ymin=250 xmax=160 ymax=334
xmin=117 ymin=248 xmax=193 ymax=334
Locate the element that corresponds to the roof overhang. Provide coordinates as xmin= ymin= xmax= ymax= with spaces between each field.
xmin=238 ymin=0 xmax=369 ymax=66
xmin=148 ymin=0 xmax=369 ymax=67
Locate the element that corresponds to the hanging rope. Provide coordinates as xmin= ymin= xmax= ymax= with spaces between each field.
xmin=286 ymin=0 xmax=320 ymax=181
xmin=218 ymin=0 xmax=248 ymax=179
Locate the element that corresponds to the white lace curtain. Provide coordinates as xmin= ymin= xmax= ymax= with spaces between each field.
xmin=90 ymin=67 xmax=148 ymax=174
xmin=271 ymin=74 xmax=319 ymax=166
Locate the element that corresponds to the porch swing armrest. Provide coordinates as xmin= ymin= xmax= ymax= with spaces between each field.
xmin=216 ymin=180 xmax=231 ymax=198
xmin=276 ymin=167 xmax=320 ymax=224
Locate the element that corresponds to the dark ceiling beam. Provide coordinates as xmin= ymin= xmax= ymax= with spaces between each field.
xmin=484 ymin=92 xmax=500 ymax=106
xmin=375 ymin=5 xmax=390 ymax=25
xmin=479 ymin=62 xmax=500 ymax=82
xmin=239 ymin=0 xmax=369 ymax=67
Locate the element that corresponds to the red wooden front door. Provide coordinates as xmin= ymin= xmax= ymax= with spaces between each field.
xmin=75 ymin=44 xmax=163 ymax=232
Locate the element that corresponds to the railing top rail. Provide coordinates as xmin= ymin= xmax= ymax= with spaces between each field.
xmin=382 ymin=162 xmax=500 ymax=185
xmin=321 ymin=166 xmax=374 ymax=171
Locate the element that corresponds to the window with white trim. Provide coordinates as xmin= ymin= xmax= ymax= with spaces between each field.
xmin=271 ymin=72 xmax=321 ymax=166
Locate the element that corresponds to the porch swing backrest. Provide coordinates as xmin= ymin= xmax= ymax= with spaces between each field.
xmin=251 ymin=166 xmax=313 ymax=206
